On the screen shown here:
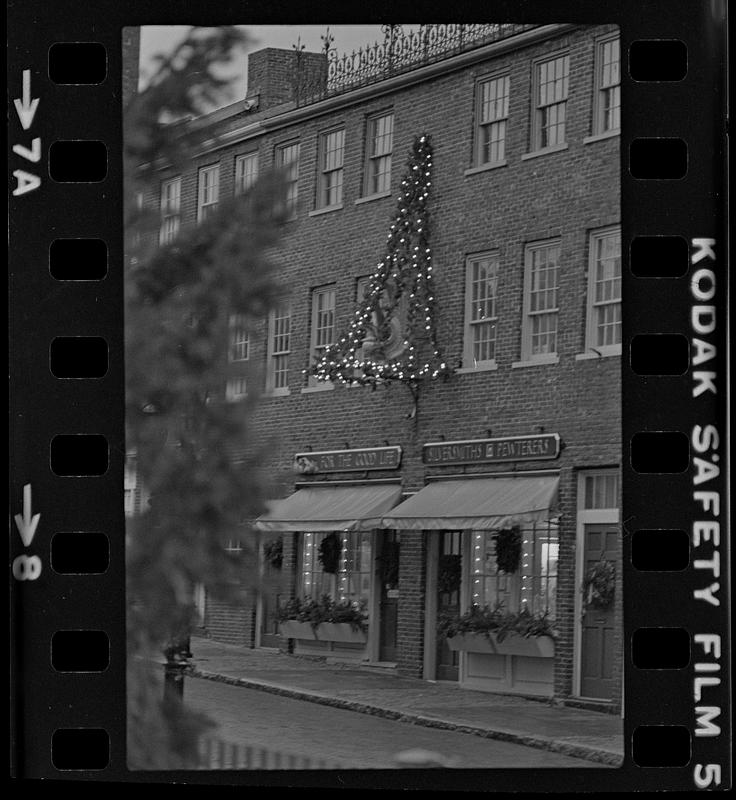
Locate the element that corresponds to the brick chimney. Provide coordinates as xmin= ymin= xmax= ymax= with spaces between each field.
xmin=246 ymin=47 xmax=327 ymax=109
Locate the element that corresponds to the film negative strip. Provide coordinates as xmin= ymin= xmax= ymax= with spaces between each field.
xmin=8 ymin=0 xmax=730 ymax=790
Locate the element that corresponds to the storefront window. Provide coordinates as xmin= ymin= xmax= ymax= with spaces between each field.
xmin=471 ymin=522 xmax=559 ymax=618
xmin=339 ymin=531 xmax=372 ymax=603
xmin=301 ymin=531 xmax=372 ymax=604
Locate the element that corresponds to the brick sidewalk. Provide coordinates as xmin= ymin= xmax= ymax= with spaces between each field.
xmin=186 ymin=636 xmax=624 ymax=766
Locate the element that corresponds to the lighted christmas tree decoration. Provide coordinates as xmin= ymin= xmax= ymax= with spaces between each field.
xmin=309 ymin=134 xmax=449 ymax=392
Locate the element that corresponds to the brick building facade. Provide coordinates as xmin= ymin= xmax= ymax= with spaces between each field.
xmin=135 ymin=23 xmax=622 ymax=711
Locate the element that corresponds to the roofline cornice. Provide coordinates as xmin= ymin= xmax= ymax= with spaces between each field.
xmin=197 ymin=23 xmax=577 ymax=157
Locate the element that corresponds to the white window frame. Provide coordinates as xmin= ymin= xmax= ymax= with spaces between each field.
xmin=276 ymin=141 xmax=300 ymax=217
xmin=307 ymin=286 xmax=336 ymax=388
xmin=531 ymin=52 xmax=570 ymax=152
xmin=584 ymin=226 xmax=622 ymax=357
xmin=235 ymin=152 xmax=259 ymax=194
xmin=463 ymin=252 xmax=500 ymax=370
xmin=225 ymin=376 xmax=248 ymax=402
xmin=520 ymin=239 xmax=561 ymax=363
xmin=474 ymin=74 xmax=510 ymax=167
xmin=317 ymin=128 xmax=345 ymax=209
xmin=228 ymin=314 xmax=250 ymax=362
xmin=592 ymin=34 xmax=621 ymax=136
xmin=364 ymin=112 xmax=394 ymax=197
xmin=124 ymin=456 xmax=137 ymax=518
xmin=266 ymin=304 xmax=291 ymax=395
xmin=159 ymin=176 xmax=181 ymax=245
xmin=197 ymin=164 xmax=220 ymax=222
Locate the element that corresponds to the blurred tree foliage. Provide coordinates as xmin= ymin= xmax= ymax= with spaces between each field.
xmin=124 ymin=26 xmax=288 ymax=768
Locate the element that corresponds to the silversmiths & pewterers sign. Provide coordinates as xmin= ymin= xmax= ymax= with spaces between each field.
xmin=423 ymin=434 xmax=560 ymax=466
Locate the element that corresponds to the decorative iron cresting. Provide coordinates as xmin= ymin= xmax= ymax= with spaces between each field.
xmin=293 ymin=23 xmax=537 ymax=107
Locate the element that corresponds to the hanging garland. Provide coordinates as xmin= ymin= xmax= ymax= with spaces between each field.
xmin=495 ymin=527 xmax=522 ymax=574
xmin=582 ymin=559 xmax=616 ymax=609
xmin=308 ymin=134 xmax=450 ymax=388
xmin=318 ymin=532 xmax=342 ymax=574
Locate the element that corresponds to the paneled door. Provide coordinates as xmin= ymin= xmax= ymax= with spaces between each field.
xmin=379 ymin=531 xmax=400 ymax=662
xmin=580 ymin=523 xmax=618 ymax=699
xmin=436 ymin=531 xmax=462 ymax=681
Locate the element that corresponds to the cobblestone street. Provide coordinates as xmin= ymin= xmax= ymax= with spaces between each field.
xmin=184 ymin=676 xmax=599 ymax=770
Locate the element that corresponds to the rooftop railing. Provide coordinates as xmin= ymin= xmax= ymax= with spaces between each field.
xmin=293 ymin=23 xmax=538 ymax=107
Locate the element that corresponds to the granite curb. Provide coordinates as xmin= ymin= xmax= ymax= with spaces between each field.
xmin=188 ymin=666 xmax=623 ymax=766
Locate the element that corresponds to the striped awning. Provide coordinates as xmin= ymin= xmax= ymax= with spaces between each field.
xmin=254 ymin=484 xmax=402 ymax=532
xmin=380 ymin=475 xmax=559 ymax=530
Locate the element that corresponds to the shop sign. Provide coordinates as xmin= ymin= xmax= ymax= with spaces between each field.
xmin=294 ymin=445 xmax=402 ymax=474
xmin=423 ymin=434 xmax=560 ymax=466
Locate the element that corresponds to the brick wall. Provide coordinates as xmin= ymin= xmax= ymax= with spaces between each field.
xmin=147 ymin=25 xmax=623 ymax=703
xmin=205 ymin=593 xmax=255 ymax=647
xmin=247 ymin=48 xmax=326 ymax=108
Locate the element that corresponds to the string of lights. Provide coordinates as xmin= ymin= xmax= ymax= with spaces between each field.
xmin=307 ymin=134 xmax=450 ymax=387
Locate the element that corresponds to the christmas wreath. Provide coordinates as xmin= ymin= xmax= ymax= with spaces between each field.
xmin=318 ymin=532 xmax=342 ymax=574
xmin=495 ymin=527 xmax=522 ymax=574
xmin=263 ymin=537 xmax=283 ymax=570
xmin=582 ymin=559 xmax=616 ymax=608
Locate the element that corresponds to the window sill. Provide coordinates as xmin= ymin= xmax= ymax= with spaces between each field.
xmin=455 ymin=363 xmax=498 ymax=374
xmin=308 ymin=204 xmax=343 ymax=218
xmin=521 ymin=143 xmax=569 ymax=161
xmin=575 ymin=347 xmax=621 ymax=360
xmin=583 ymin=130 xmax=620 ymax=145
xmin=301 ymin=383 xmax=335 ymax=394
xmin=265 ymin=388 xmax=291 ymax=398
xmin=355 ymin=190 xmax=392 ymax=206
xmin=464 ymin=161 xmax=507 ymax=177
xmin=511 ymin=356 xmax=560 ymax=369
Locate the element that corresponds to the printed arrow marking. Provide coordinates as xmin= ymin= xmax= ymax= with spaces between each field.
xmin=14 ymin=70 xmax=39 ymax=131
xmin=14 ymin=484 xmax=41 ymax=548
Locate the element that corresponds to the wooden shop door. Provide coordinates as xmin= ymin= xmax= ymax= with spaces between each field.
xmin=379 ymin=532 xmax=400 ymax=662
xmin=580 ymin=524 xmax=618 ymax=699
xmin=259 ymin=538 xmax=283 ymax=648
xmin=436 ymin=530 xmax=462 ymax=681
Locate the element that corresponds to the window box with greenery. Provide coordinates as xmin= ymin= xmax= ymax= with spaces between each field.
xmin=277 ymin=595 xmax=368 ymax=643
xmin=439 ymin=604 xmax=557 ymax=658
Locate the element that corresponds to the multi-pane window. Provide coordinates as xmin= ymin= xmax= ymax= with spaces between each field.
xmin=309 ymin=287 xmax=335 ymax=386
xmin=197 ymin=164 xmax=220 ymax=222
xmin=226 ymin=314 xmax=249 ymax=401
xmin=475 ymin=75 xmax=509 ymax=165
xmin=594 ymin=36 xmax=621 ymax=134
xmin=339 ymin=531 xmax=373 ymax=603
xmin=225 ymin=377 xmax=248 ymax=402
xmin=470 ymin=523 xmax=559 ymax=618
xmin=586 ymin=227 xmax=622 ymax=353
xmin=583 ymin=472 xmax=619 ymax=510
xmin=159 ymin=177 xmax=181 ymax=245
xmin=533 ymin=54 xmax=569 ymax=149
xmin=124 ymin=457 xmax=137 ymax=518
xmin=523 ymin=241 xmax=560 ymax=360
xmin=365 ymin=112 xmax=394 ymax=196
xmin=235 ymin=152 xmax=259 ymax=194
xmin=318 ymin=129 xmax=345 ymax=208
xmin=267 ymin=304 xmax=291 ymax=393
xmin=301 ymin=532 xmax=372 ymax=604
xmin=228 ymin=314 xmax=250 ymax=362
xmin=464 ymin=253 xmax=499 ymax=367
xmin=276 ymin=142 xmax=300 ymax=216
